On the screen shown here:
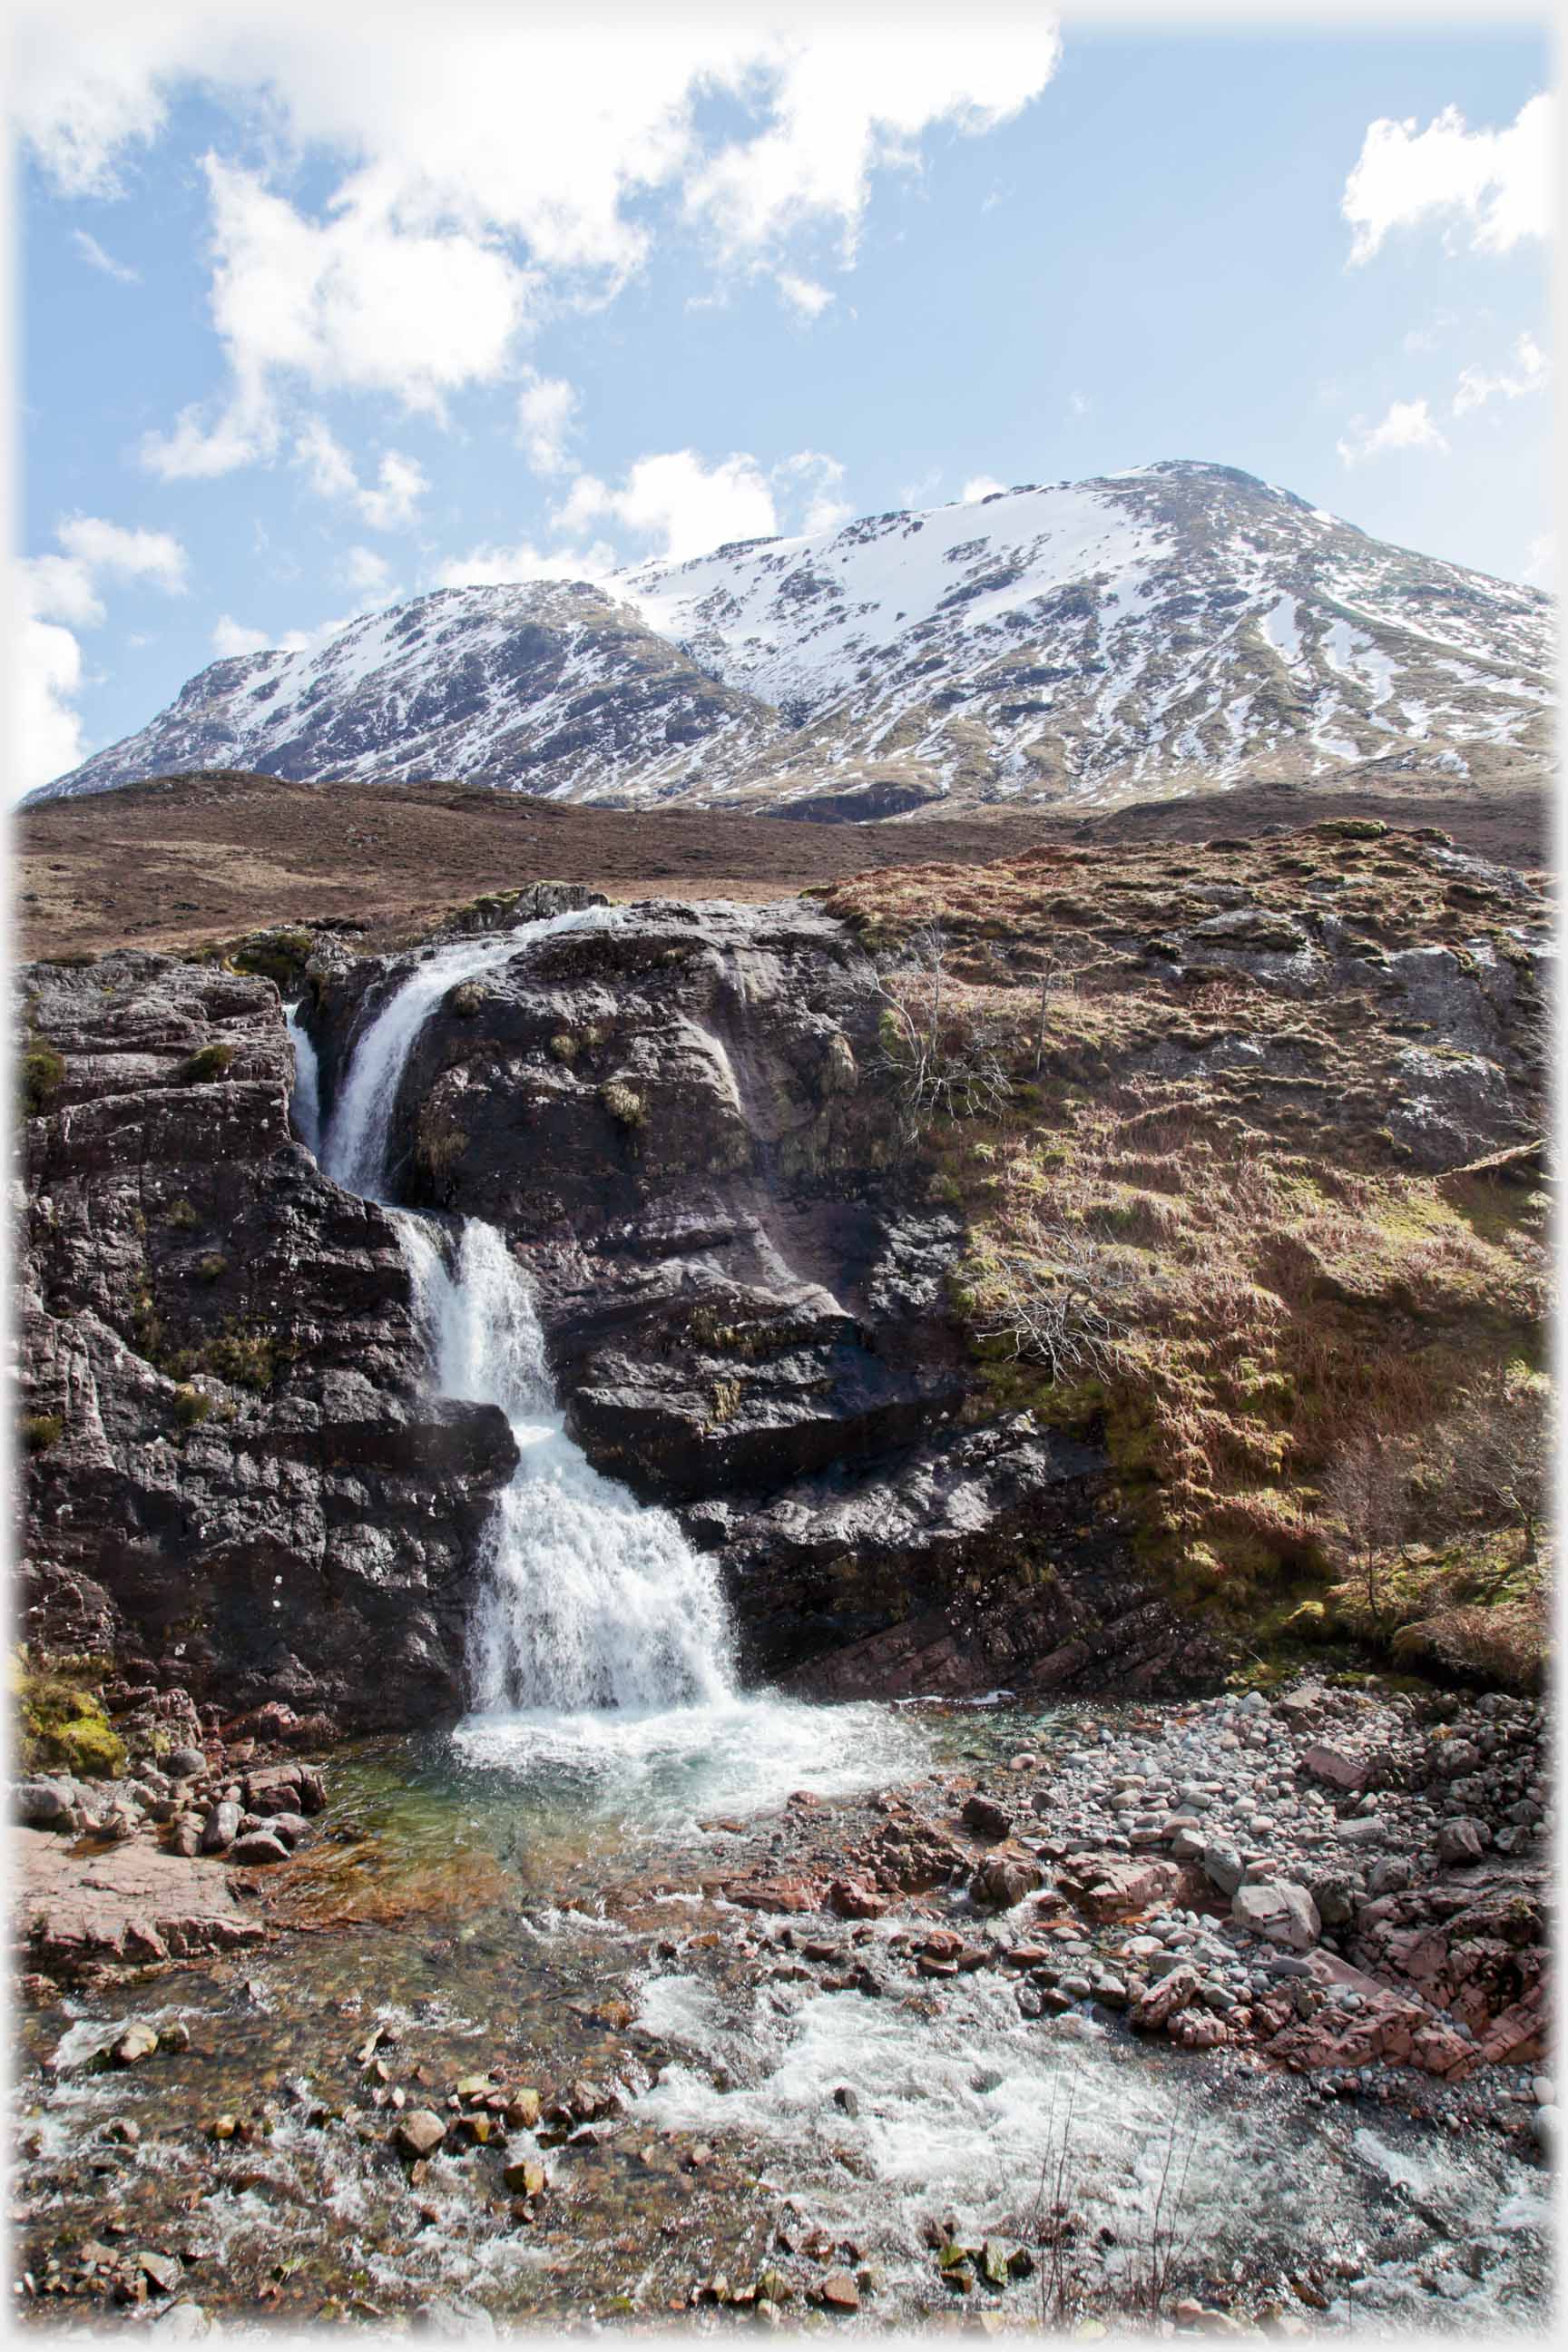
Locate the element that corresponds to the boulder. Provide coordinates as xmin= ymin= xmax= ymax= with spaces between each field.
xmin=1436 ymin=1818 xmax=1490 ymax=1867
xmin=1301 ymin=1743 xmax=1367 ymax=1794
xmin=961 ymin=1794 xmax=1013 ymax=1841
xmin=394 ymin=2111 xmax=448 ymax=2161
xmin=970 ymin=1848 xmax=1044 ymax=1910
xmin=228 ymin=1832 xmax=289 ymax=1867
xmin=1231 ymin=1881 xmax=1320 ymax=1952
xmin=15 ymin=1779 xmax=79 ymax=1831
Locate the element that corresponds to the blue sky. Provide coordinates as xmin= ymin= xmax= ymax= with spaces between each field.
xmin=13 ymin=4 xmax=1553 ymax=798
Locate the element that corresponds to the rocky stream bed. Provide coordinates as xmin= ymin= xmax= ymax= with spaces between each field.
xmin=11 ymin=1678 xmax=1553 ymax=2337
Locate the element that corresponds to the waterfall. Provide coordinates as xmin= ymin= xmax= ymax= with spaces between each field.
xmin=289 ymin=916 xmax=738 ymax=1720
xmin=284 ymin=1004 xmax=321 ymax=1157
xmin=400 ymin=1217 xmax=734 ymax=1713
xmin=321 ymin=907 xmax=616 ymax=1203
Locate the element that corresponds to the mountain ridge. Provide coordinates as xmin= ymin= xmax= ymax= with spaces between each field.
xmin=38 ymin=460 xmax=1552 ymax=821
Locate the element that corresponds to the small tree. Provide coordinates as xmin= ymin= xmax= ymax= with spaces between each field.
xmin=871 ymin=923 xmax=1012 ymax=1132
xmin=1435 ymin=1366 xmax=1550 ymax=1564
xmin=1322 ymin=1428 xmax=1414 ymax=1625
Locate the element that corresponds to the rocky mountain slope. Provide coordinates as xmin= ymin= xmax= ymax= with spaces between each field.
xmin=39 ymin=463 xmax=1552 ymax=822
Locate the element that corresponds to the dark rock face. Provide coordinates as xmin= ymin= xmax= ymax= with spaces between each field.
xmin=309 ymin=898 xmax=969 ymax=1506
xmin=307 ymin=898 xmax=1212 ymax=1697
xmin=17 ymin=953 xmax=517 ymax=1732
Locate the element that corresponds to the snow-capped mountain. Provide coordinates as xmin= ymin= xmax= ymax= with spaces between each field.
xmin=39 ymin=462 xmax=1553 ymax=819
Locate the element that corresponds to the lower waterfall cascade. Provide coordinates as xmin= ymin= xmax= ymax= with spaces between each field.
xmin=299 ymin=917 xmax=741 ymax=1727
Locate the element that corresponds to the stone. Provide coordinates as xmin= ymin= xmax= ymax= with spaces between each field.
xmin=827 ymin=1877 xmax=887 ymax=1921
xmin=229 ymin=1831 xmax=289 ymax=1867
xmin=138 ymin=2253 xmax=181 ymax=2296
xmin=199 ymin=1802 xmax=241 ymax=1855
xmin=394 ymin=2112 xmax=448 ymax=2161
xmin=1436 ymin=1818 xmax=1490 ymax=1868
xmin=1302 ymin=1743 xmax=1367 ymax=1793
xmin=266 ymin=1812 xmax=311 ymax=1850
xmin=165 ymin=1749 xmax=207 ymax=1781
xmin=961 ymin=1794 xmax=1013 ymax=1841
xmin=112 ymin=2022 xmax=161 ymax=2066
xmin=1231 ymin=1882 xmax=1320 ymax=1953
xmin=502 ymin=2158 xmax=546 ymax=2197
xmin=970 ymin=1848 xmax=1044 ymax=1909
xmin=15 ymin=1779 xmax=79 ymax=1831
xmin=1131 ymin=1965 xmax=1201 ymax=2033
xmin=1200 ymin=1844 xmax=1245 ymax=1898
xmin=816 ymin=2273 xmax=860 ymax=2313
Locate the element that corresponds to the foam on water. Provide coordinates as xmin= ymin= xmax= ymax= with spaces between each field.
xmin=632 ymin=1969 xmax=1550 ymax=2328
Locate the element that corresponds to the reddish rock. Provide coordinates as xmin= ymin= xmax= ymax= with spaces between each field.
xmin=17 ymin=1825 xmax=267 ymax=1981
xmin=1301 ymin=1743 xmax=1367 ymax=1793
xmin=725 ymin=1877 xmax=820 ymax=1914
xmin=1131 ymin=1965 xmax=1200 ymax=2033
xmin=828 ymin=1877 xmax=887 ymax=1921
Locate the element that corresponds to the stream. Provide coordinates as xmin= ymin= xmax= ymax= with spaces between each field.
xmin=12 ymin=923 xmax=1551 ymax=2334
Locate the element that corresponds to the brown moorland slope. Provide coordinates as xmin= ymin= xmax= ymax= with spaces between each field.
xmin=14 ymin=767 xmax=1547 ymax=962
xmin=818 ymin=819 xmax=1551 ymax=1681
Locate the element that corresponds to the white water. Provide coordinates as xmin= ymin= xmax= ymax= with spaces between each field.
xmin=397 ymin=1213 xmax=734 ymax=1715
xmin=289 ymin=914 xmax=844 ymax=1788
xmin=284 ymin=1001 xmax=321 ymax=1156
xmin=320 ymin=905 xmax=618 ymax=1201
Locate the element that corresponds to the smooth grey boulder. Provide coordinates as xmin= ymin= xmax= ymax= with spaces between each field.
xmin=1231 ymin=1880 xmax=1321 ymax=1952
xmin=15 ymin=1779 xmax=79 ymax=1831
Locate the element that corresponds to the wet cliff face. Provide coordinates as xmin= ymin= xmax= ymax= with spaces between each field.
xmin=18 ymin=955 xmax=517 ymax=1735
xmin=17 ymin=900 xmax=1220 ymax=1737
xmin=306 ymin=897 xmax=1219 ymax=1698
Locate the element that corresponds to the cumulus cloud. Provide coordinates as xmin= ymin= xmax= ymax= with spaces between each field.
xmin=683 ymin=26 xmax=1062 ymax=264
xmin=15 ymin=612 xmax=88 ymax=795
xmin=961 ymin=475 xmax=1006 ymax=502
xmin=1453 ymin=330 xmax=1549 ymax=416
xmin=515 ymin=369 xmax=579 ymax=475
xmin=139 ymin=155 xmax=533 ymax=475
xmin=343 ymin=545 xmax=394 ymax=595
xmin=555 ymin=449 xmax=780 ymax=563
xmin=777 ymin=271 xmax=833 ymax=318
xmin=433 ymin=539 xmax=621 ymax=591
xmin=15 ymin=514 xmax=188 ymax=793
xmin=1342 ymin=93 xmax=1553 ymax=263
xmin=72 ymin=228 xmax=139 ymax=281
xmin=1336 ymin=397 xmax=1450 ymax=466
xmin=16 ymin=6 xmax=1060 ymax=468
xmin=772 ymin=450 xmax=852 ymax=534
xmin=293 ymin=420 xmax=428 ymax=530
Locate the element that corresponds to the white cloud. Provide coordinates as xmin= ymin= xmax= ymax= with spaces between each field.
xmin=1453 ymin=330 xmax=1549 ymax=416
xmin=515 ymin=368 xmax=579 ymax=475
xmin=683 ymin=26 xmax=1063 ymax=263
xmin=211 ymin=609 xmax=360 ymax=661
xmin=1066 ymin=389 xmax=1090 ymax=419
xmin=343 ymin=545 xmax=394 ymax=595
xmin=772 ymin=450 xmax=851 ymax=534
xmin=961 ymin=474 xmax=1005 ymax=502
xmin=1523 ymin=534 xmax=1554 ymax=588
xmin=72 ymin=228 xmax=139 ymax=282
xmin=139 ymin=154 xmax=533 ymax=473
xmin=17 ymin=9 xmax=1060 ymax=472
xmin=15 ymin=612 xmax=87 ymax=795
xmin=1336 ymin=397 xmax=1450 ymax=466
xmin=555 ymin=449 xmax=780 ymax=563
xmin=14 ymin=514 xmax=187 ymax=793
xmin=292 ymin=419 xmax=428 ymax=530
xmin=433 ymin=539 xmax=621 ymax=591
xmin=777 ymin=271 xmax=833 ymax=318
xmin=1343 ymin=93 xmax=1553 ymax=263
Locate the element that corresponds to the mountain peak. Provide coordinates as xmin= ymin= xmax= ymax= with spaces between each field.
xmin=37 ymin=463 xmax=1551 ymax=819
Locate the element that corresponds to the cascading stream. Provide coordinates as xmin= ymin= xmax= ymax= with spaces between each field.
xmin=298 ymin=912 xmax=740 ymax=1725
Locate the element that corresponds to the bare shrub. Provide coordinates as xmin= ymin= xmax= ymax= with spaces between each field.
xmin=975 ymin=1218 xmax=1130 ymax=1382
xmin=872 ymin=923 xmax=1013 ymax=1129
xmin=1431 ymin=1364 xmax=1550 ymax=1562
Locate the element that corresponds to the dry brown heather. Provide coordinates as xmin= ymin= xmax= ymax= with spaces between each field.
xmin=818 ymin=819 xmax=1552 ymax=1682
